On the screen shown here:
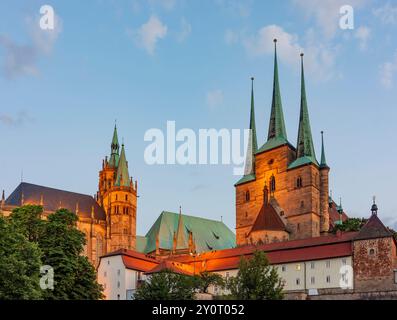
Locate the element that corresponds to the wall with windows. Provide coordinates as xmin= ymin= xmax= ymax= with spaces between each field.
xmin=97 ymin=255 xmax=141 ymax=300
xmin=206 ymin=256 xmax=353 ymax=296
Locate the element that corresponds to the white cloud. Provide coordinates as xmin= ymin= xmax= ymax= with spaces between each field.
xmin=354 ymin=26 xmax=371 ymax=51
xmin=292 ymin=0 xmax=367 ymax=39
xmin=177 ymin=18 xmax=191 ymax=43
xmin=380 ymin=51 xmax=397 ymax=88
xmin=206 ymin=90 xmax=224 ymax=109
xmin=374 ymin=3 xmax=397 ymax=25
xmin=0 ymin=13 xmax=62 ymax=79
xmin=233 ymin=24 xmax=338 ymax=81
xmin=130 ymin=15 xmax=168 ymax=55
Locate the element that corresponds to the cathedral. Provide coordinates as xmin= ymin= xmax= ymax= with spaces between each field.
xmin=235 ymin=40 xmax=346 ymax=246
xmin=0 ymin=39 xmax=348 ymax=267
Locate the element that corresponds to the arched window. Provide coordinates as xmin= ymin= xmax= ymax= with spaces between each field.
xmin=245 ymin=191 xmax=250 ymax=202
xmin=125 ymin=195 xmax=128 ymax=201
xmin=96 ymin=234 xmax=103 ymax=265
xmin=297 ymin=176 xmax=303 ymax=188
xmin=270 ymin=176 xmax=276 ymax=192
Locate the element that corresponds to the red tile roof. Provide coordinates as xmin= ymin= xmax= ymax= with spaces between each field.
xmin=204 ymin=242 xmax=352 ymax=272
xmin=145 ymin=260 xmax=194 ymax=276
xmin=101 ymin=249 xmax=159 ymax=272
xmin=173 ymin=231 xmax=358 ymax=263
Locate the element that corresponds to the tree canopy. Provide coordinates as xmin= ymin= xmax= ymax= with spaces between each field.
xmin=227 ymin=250 xmax=284 ymax=300
xmin=0 ymin=205 xmax=103 ymax=300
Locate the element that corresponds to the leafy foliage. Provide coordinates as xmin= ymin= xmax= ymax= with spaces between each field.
xmin=0 ymin=215 xmax=42 ymax=299
xmin=227 ymin=250 xmax=284 ymax=300
xmin=194 ymin=271 xmax=225 ymax=294
xmin=135 ymin=269 xmax=197 ymax=300
xmin=0 ymin=205 xmax=103 ymax=300
xmin=333 ymin=217 xmax=367 ymax=233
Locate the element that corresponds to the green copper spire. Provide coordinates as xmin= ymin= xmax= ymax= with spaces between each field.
xmin=115 ymin=143 xmax=130 ymax=187
xmin=320 ymin=131 xmax=329 ymax=169
xmin=243 ymin=77 xmax=258 ymax=176
xmin=250 ymin=77 xmax=258 ymax=153
xmin=175 ymin=206 xmax=187 ymax=250
xmin=290 ymin=53 xmax=317 ymax=169
xmin=268 ymin=39 xmax=287 ymax=141
xmin=109 ymin=124 xmax=120 ymax=168
xmin=257 ymin=39 xmax=289 ymax=154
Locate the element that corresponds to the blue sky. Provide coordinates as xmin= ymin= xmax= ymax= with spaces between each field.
xmin=1 ymin=0 xmax=397 ymax=234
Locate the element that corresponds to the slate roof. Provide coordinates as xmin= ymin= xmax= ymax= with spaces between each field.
xmin=355 ymin=214 xmax=393 ymax=241
xmin=5 ymin=182 xmax=106 ymax=220
xmin=137 ymin=211 xmax=236 ymax=254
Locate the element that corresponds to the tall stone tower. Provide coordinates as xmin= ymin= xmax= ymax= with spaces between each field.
xmin=235 ymin=40 xmax=330 ymax=246
xmin=97 ymin=125 xmax=137 ymax=252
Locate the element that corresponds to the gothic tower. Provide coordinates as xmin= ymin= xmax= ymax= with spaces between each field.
xmin=98 ymin=125 xmax=137 ymax=252
xmin=235 ymin=41 xmax=330 ymax=246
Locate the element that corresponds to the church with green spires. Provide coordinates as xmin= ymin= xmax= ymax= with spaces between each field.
xmin=235 ymin=39 xmax=346 ymax=246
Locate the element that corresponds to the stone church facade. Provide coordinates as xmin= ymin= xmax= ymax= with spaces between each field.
xmin=235 ymin=40 xmax=343 ymax=246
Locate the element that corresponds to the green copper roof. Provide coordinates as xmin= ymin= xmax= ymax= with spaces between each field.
xmin=320 ymin=131 xmax=328 ymax=169
xmin=114 ymin=144 xmax=130 ymax=187
xmin=249 ymin=78 xmax=258 ymax=154
xmin=235 ymin=173 xmax=256 ymax=186
xmin=138 ymin=211 xmax=236 ymax=254
xmin=109 ymin=125 xmax=120 ymax=168
xmin=258 ymin=40 xmax=288 ymax=154
xmin=266 ymin=40 xmax=288 ymax=142
xmin=175 ymin=210 xmax=187 ymax=250
xmin=288 ymin=156 xmax=318 ymax=170
xmin=136 ymin=235 xmax=148 ymax=252
xmin=294 ymin=54 xmax=317 ymax=166
xmin=257 ymin=136 xmax=290 ymax=154
xmin=237 ymin=78 xmax=258 ymax=186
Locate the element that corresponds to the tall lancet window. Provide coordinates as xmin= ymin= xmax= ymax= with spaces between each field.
xmin=270 ymin=176 xmax=276 ymax=193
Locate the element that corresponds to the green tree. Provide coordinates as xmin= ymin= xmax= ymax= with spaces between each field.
xmin=135 ymin=269 xmax=196 ymax=300
xmin=3 ymin=205 xmax=103 ymax=300
xmin=227 ymin=250 xmax=284 ymax=300
xmin=0 ymin=215 xmax=42 ymax=299
xmin=39 ymin=208 xmax=103 ymax=300
xmin=333 ymin=217 xmax=367 ymax=233
xmin=8 ymin=205 xmax=45 ymax=242
xmin=194 ymin=271 xmax=225 ymax=294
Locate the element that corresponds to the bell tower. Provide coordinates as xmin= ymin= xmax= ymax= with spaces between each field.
xmin=98 ymin=125 xmax=137 ymax=252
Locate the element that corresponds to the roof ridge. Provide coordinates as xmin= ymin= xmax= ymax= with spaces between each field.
xmin=17 ymin=182 xmax=95 ymax=199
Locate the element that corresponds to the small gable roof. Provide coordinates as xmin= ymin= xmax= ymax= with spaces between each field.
xmin=355 ymin=214 xmax=393 ymax=241
xmin=249 ymin=202 xmax=287 ymax=234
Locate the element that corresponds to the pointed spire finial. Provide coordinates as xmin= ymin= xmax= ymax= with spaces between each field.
xmin=243 ymin=76 xmax=258 ymax=176
xmin=296 ymin=52 xmax=317 ymax=163
xmin=1 ymin=190 xmax=4 ymax=202
xmin=320 ymin=131 xmax=329 ymax=169
xmin=371 ymin=196 xmax=378 ymax=215
xmin=267 ymin=38 xmax=287 ymax=142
